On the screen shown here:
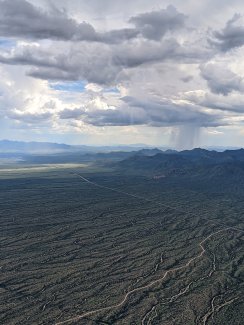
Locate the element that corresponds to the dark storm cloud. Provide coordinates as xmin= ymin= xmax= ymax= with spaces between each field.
xmin=29 ymin=68 xmax=80 ymax=81
xmin=98 ymin=29 xmax=140 ymax=44
xmin=7 ymin=110 xmax=52 ymax=123
xmin=0 ymin=1 xmax=187 ymax=44
xmin=0 ymin=0 xmax=211 ymax=86
xmin=112 ymin=39 xmax=180 ymax=67
xmin=0 ymin=43 xmax=119 ymax=83
xmin=83 ymin=108 xmax=146 ymax=126
xmin=120 ymin=96 xmax=221 ymax=127
xmin=129 ymin=5 xmax=186 ymax=40
xmin=201 ymin=99 xmax=244 ymax=113
xmin=184 ymin=91 xmax=244 ymax=114
xmin=0 ymin=0 xmax=139 ymax=44
xmin=0 ymin=0 xmax=98 ymax=41
xmin=200 ymin=63 xmax=243 ymax=96
xmin=210 ymin=14 xmax=244 ymax=51
xmin=59 ymin=96 xmax=223 ymax=128
xmin=59 ymin=107 xmax=84 ymax=119
xmin=0 ymin=36 xmax=207 ymax=85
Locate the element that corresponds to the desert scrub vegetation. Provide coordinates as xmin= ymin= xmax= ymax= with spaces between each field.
xmin=0 ymin=166 xmax=243 ymax=324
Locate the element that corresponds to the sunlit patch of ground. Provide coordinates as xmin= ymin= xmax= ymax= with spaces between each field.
xmin=0 ymin=163 xmax=89 ymax=179
xmin=1 ymin=163 xmax=88 ymax=172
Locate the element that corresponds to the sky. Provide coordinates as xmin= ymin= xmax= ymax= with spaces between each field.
xmin=1 ymin=0 xmax=244 ymax=148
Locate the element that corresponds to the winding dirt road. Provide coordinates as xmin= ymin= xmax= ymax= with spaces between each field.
xmin=55 ymin=228 xmax=237 ymax=325
xmin=54 ymin=173 xmax=244 ymax=325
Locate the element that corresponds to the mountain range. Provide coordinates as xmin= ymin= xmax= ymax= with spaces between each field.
xmin=116 ymin=148 xmax=244 ymax=179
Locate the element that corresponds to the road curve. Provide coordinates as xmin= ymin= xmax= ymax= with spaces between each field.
xmin=55 ymin=228 xmax=237 ymax=325
xmin=54 ymin=173 xmax=244 ymax=325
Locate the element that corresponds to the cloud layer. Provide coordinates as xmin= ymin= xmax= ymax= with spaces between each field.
xmin=1 ymin=0 xmax=244 ymax=147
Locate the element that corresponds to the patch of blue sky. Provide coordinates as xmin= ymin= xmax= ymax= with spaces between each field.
xmin=50 ymin=81 xmax=87 ymax=92
xmin=0 ymin=38 xmax=16 ymax=48
xmin=104 ymin=87 xmax=120 ymax=93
